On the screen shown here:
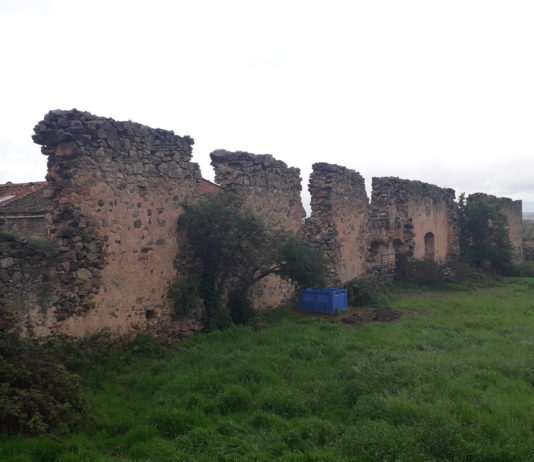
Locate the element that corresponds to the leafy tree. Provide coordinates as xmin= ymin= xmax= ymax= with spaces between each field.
xmin=458 ymin=193 xmax=514 ymax=274
xmin=177 ymin=192 xmax=326 ymax=329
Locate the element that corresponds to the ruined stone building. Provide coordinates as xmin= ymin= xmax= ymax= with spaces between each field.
xmin=369 ymin=177 xmax=459 ymax=275
xmin=0 ymin=109 xmax=523 ymax=338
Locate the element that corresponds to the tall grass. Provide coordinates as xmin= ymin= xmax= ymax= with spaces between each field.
xmin=2 ymin=279 xmax=534 ymax=460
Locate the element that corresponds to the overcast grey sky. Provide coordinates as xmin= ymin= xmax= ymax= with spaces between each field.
xmin=1 ymin=0 xmax=533 ymax=211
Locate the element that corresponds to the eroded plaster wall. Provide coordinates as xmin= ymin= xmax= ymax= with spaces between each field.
xmin=304 ymin=163 xmax=370 ymax=285
xmin=370 ymin=177 xmax=458 ymax=264
xmin=467 ymin=193 xmax=523 ymax=264
xmin=21 ymin=109 xmax=203 ymax=337
xmin=210 ymin=150 xmax=306 ymax=308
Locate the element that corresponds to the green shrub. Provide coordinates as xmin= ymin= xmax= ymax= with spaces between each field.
xmin=125 ymin=334 xmax=163 ymax=357
xmin=445 ymin=259 xmax=487 ymax=284
xmin=227 ymin=290 xmax=255 ymax=325
xmin=0 ymin=333 xmax=83 ymax=435
xmin=396 ymin=256 xmax=488 ymax=286
xmin=168 ymin=279 xmax=199 ymax=318
xmin=516 ymin=261 xmax=534 ymax=277
xmin=395 ymin=256 xmax=451 ymax=285
xmin=343 ymin=275 xmax=391 ymax=307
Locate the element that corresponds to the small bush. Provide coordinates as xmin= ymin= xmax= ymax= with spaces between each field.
xmin=396 ymin=256 xmax=488 ymax=286
xmin=343 ymin=275 xmax=391 ymax=307
xmin=516 ymin=261 xmax=534 ymax=277
xmin=445 ymin=260 xmax=487 ymax=284
xmin=168 ymin=279 xmax=199 ymax=318
xmin=227 ymin=291 xmax=255 ymax=325
xmin=0 ymin=333 xmax=83 ymax=435
xmin=125 ymin=334 xmax=163 ymax=357
xmin=395 ymin=256 xmax=451 ymax=285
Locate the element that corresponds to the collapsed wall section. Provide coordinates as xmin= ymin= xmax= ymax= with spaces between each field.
xmin=304 ymin=163 xmax=370 ymax=285
xmin=210 ymin=150 xmax=305 ymax=307
xmin=9 ymin=109 xmax=204 ymax=337
xmin=370 ymin=177 xmax=458 ymax=266
xmin=467 ymin=193 xmax=523 ymax=264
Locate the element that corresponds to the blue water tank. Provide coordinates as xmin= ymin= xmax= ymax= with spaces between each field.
xmin=299 ymin=288 xmax=348 ymax=314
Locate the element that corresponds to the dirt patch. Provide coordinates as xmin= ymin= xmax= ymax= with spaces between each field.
xmin=338 ymin=307 xmax=402 ymax=327
xmin=294 ymin=306 xmax=403 ymax=328
xmin=393 ymin=290 xmax=452 ymax=300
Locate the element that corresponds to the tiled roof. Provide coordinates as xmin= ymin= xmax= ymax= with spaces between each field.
xmin=198 ymin=179 xmax=220 ymax=196
xmin=0 ymin=182 xmax=49 ymax=208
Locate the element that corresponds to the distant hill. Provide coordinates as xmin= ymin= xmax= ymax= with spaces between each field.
xmin=524 ymin=212 xmax=534 ymax=221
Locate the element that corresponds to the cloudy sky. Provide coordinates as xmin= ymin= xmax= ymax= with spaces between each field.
xmin=1 ymin=0 xmax=533 ymax=212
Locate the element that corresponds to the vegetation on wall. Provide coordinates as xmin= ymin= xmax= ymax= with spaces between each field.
xmin=458 ymin=194 xmax=514 ymax=274
xmin=177 ymin=192 xmax=326 ymax=330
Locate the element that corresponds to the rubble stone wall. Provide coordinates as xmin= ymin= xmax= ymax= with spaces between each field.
xmin=370 ymin=177 xmax=458 ymax=263
xmin=0 ymin=235 xmax=58 ymax=334
xmin=210 ymin=150 xmax=306 ymax=308
xmin=304 ymin=163 xmax=370 ymax=285
xmin=468 ymin=193 xmax=524 ymax=264
xmin=16 ymin=109 xmax=203 ymax=337
xmin=0 ymin=216 xmax=49 ymax=240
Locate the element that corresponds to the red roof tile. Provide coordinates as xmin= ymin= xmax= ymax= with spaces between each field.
xmin=198 ymin=179 xmax=220 ymax=196
xmin=0 ymin=182 xmax=49 ymax=208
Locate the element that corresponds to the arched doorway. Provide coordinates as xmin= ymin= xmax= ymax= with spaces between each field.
xmin=424 ymin=232 xmax=435 ymax=260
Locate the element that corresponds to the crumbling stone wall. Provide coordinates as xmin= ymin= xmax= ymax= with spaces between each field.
xmin=467 ymin=193 xmax=524 ymax=264
xmin=9 ymin=109 xmax=204 ymax=337
xmin=370 ymin=177 xmax=458 ymax=265
xmin=0 ymin=234 xmax=58 ymax=334
xmin=304 ymin=163 xmax=370 ymax=285
xmin=210 ymin=150 xmax=305 ymax=308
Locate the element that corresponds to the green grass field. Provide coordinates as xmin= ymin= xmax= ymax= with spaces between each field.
xmin=2 ymin=278 xmax=534 ymax=461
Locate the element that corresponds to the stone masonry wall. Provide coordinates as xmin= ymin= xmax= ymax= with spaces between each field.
xmin=370 ymin=177 xmax=458 ymax=264
xmin=210 ymin=150 xmax=306 ymax=308
xmin=304 ymin=163 xmax=370 ymax=285
xmin=18 ymin=109 xmax=204 ymax=337
xmin=0 ymin=235 xmax=58 ymax=334
xmin=467 ymin=193 xmax=524 ymax=264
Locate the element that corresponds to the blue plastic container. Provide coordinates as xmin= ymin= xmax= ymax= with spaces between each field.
xmin=300 ymin=288 xmax=348 ymax=314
